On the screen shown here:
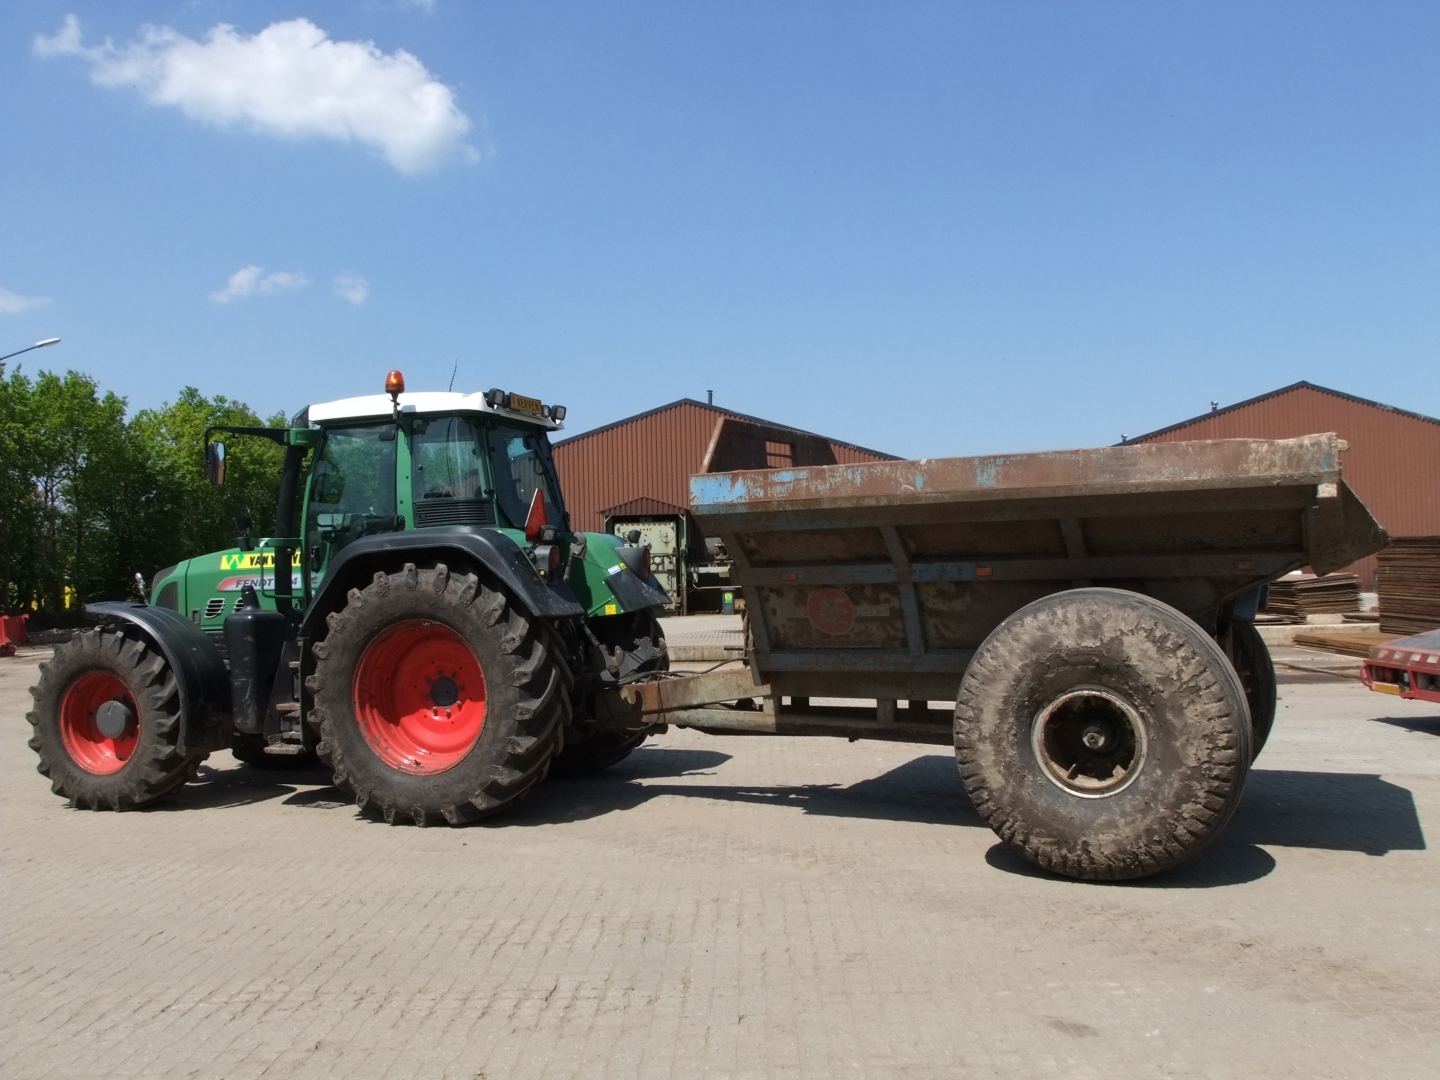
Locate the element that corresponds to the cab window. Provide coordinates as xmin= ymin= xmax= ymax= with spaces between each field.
xmin=486 ymin=422 xmax=566 ymax=529
xmin=306 ymin=424 xmax=398 ymax=569
xmin=412 ymin=416 xmax=486 ymax=500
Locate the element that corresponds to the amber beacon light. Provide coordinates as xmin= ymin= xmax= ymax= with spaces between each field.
xmin=385 ymin=370 xmax=406 ymax=403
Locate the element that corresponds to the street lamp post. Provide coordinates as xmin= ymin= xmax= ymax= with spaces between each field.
xmin=0 ymin=337 xmax=61 ymax=363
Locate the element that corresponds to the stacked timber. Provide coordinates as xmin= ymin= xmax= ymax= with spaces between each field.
xmin=1376 ymin=538 xmax=1440 ymax=636
xmin=1262 ymin=572 xmax=1361 ymax=621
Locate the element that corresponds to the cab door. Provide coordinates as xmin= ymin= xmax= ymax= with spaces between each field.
xmin=303 ymin=423 xmax=399 ymax=583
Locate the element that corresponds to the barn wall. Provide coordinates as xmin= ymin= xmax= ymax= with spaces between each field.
xmin=553 ymin=401 xmax=894 ymax=533
xmin=1132 ymin=385 xmax=1440 ymax=588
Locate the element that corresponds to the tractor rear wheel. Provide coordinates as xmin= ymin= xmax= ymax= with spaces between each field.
xmin=955 ymin=588 xmax=1252 ymax=881
xmin=551 ymin=611 xmax=668 ymax=777
xmin=27 ymin=627 xmax=205 ymax=810
xmin=309 ymin=562 xmax=566 ymax=825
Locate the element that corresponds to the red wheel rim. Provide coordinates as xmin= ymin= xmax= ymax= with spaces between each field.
xmin=353 ymin=620 xmax=487 ymax=775
xmin=59 ymin=672 xmax=139 ymax=775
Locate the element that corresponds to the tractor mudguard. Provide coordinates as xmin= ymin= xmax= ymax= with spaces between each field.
xmin=85 ymin=602 xmax=234 ymax=756
xmin=603 ymin=563 xmax=671 ymax=611
xmin=301 ymin=528 xmax=585 ymax=638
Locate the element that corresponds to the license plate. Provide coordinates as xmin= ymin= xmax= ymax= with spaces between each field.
xmin=510 ymin=393 xmax=543 ymax=416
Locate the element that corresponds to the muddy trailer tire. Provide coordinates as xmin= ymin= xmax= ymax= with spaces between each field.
xmin=309 ymin=562 xmax=566 ymax=825
xmin=26 ymin=627 xmax=206 ymax=810
xmin=1230 ymin=620 xmax=1276 ymax=760
xmin=954 ymin=588 xmax=1252 ymax=881
xmin=551 ymin=612 xmax=667 ymax=778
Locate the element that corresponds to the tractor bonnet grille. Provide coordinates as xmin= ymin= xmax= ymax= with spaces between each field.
xmin=204 ymin=597 xmax=226 ymax=619
xmin=414 ymin=499 xmax=496 ymax=529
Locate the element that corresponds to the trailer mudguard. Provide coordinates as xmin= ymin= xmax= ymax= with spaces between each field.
xmin=301 ymin=527 xmax=585 ymax=638
xmin=85 ymin=602 xmax=234 ymax=756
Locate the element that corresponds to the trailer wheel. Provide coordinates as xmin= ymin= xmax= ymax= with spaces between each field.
xmin=551 ymin=612 xmax=667 ymax=777
xmin=26 ymin=627 xmax=205 ymax=810
xmin=1230 ymin=620 xmax=1276 ymax=760
xmin=954 ymin=588 xmax=1252 ymax=881
xmin=309 ymin=563 xmax=566 ymax=825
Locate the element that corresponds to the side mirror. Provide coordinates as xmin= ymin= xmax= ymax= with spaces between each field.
xmin=205 ymin=441 xmax=227 ymax=486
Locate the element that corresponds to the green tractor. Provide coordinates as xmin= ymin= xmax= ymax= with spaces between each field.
xmin=27 ymin=372 xmax=672 ymax=824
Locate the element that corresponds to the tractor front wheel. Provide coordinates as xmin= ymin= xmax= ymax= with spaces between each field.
xmin=309 ymin=562 xmax=567 ymax=825
xmin=27 ymin=627 xmax=205 ymax=810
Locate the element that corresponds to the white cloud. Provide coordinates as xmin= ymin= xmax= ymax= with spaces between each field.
xmin=35 ymin=15 xmax=476 ymax=174
xmin=400 ymin=0 xmax=438 ymax=12
xmin=210 ymin=266 xmax=310 ymax=303
xmin=332 ymin=274 xmax=370 ymax=306
xmin=0 ymin=286 xmax=50 ymax=315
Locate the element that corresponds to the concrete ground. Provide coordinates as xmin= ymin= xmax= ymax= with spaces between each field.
xmin=2 ymin=641 xmax=1438 ymax=1080
xmin=660 ymin=615 xmax=744 ymax=662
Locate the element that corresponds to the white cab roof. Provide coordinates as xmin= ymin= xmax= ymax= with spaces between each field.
xmin=307 ymin=391 xmax=563 ymax=431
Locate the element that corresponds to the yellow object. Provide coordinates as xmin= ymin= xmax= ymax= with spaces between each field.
xmin=604 ymin=603 xmax=618 ymax=615
xmin=1369 ymin=682 xmax=1403 ymax=696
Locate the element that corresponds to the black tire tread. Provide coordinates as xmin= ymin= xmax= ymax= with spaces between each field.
xmin=1231 ymin=620 xmax=1277 ymax=760
xmin=954 ymin=589 xmax=1250 ymax=881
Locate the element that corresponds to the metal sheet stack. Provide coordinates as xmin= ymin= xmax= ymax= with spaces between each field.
xmin=1262 ymin=572 xmax=1361 ymax=621
xmin=1376 ymin=537 xmax=1440 ymax=635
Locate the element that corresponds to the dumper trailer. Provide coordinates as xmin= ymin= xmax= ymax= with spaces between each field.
xmin=596 ymin=433 xmax=1385 ymax=880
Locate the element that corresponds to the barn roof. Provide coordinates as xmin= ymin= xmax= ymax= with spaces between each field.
xmin=600 ymin=496 xmax=691 ymax=518
xmin=1125 ymin=381 xmax=1440 ymax=444
xmin=553 ymin=397 xmax=898 ymax=461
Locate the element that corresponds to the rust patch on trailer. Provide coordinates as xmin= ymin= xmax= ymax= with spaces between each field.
xmin=764 ymin=584 xmax=906 ymax=650
xmin=807 ymin=587 xmax=856 ymax=635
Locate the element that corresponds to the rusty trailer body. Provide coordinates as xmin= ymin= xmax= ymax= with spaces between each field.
xmin=602 ymin=434 xmax=1386 ymax=879
xmin=681 ymin=433 xmax=1379 ymax=707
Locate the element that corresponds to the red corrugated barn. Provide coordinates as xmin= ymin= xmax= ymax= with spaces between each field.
xmin=1125 ymin=382 xmax=1440 ymax=588
xmin=552 ymin=399 xmax=896 ymax=533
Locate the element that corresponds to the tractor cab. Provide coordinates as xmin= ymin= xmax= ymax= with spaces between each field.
xmin=301 ymin=382 xmax=569 ymax=584
xmin=151 ymin=373 xmax=663 ymax=637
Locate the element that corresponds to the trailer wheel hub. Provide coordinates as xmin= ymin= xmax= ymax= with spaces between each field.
xmin=353 ymin=620 xmax=486 ymax=775
xmin=1031 ymin=686 xmax=1147 ymax=799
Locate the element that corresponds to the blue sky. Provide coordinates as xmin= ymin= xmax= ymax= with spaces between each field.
xmin=2 ymin=1 xmax=1436 ymax=458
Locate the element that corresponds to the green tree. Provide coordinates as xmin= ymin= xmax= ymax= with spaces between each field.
xmin=128 ymin=388 xmax=288 ymax=578
xmin=0 ymin=363 xmax=44 ymax=613
xmin=0 ymin=370 xmax=287 ymax=616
